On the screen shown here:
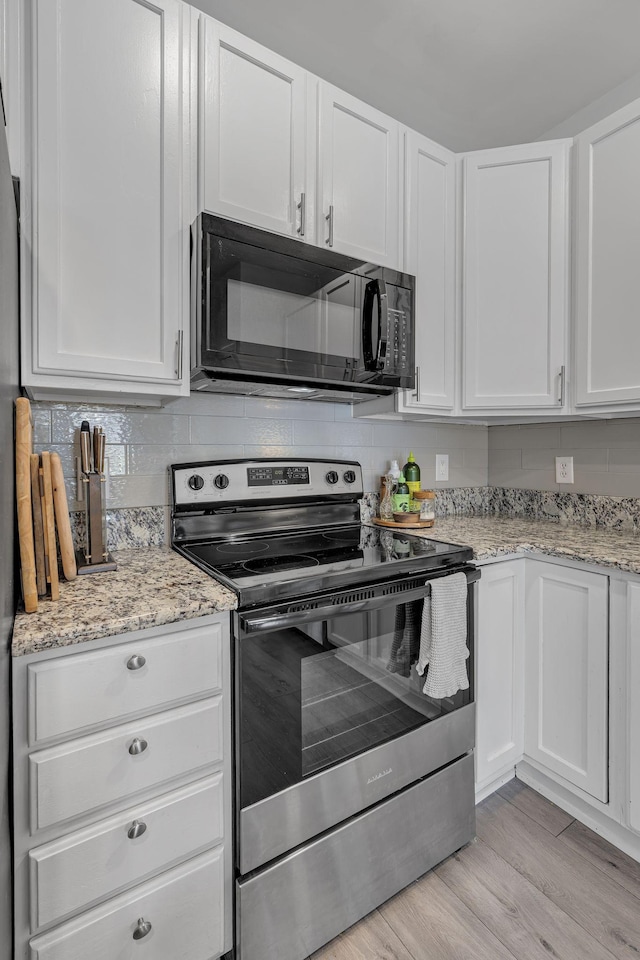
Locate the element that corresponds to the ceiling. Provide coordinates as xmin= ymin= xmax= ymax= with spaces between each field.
xmin=190 ymin=0 xmax=640 ymax=151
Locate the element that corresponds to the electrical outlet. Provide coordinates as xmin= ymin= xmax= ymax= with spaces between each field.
xmin=555 ymin=456 xmax=574 ymax=484
xmin=435 ymin=454 xmax=449 ymax=482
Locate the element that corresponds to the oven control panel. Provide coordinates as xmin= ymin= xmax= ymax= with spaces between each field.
xmin=172 ymin=459 xmax=363 ymax=508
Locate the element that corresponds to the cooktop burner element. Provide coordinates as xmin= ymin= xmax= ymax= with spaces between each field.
xmin=215 ymin=540 xmax=270 ymax=555
xmin=243 ymin=554 xmax=319 ymax=573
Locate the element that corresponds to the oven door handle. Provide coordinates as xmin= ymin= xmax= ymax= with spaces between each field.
xmin=237 ymin=568 xmax=480 ymax=635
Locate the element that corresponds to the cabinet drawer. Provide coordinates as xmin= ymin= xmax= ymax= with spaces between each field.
xmin=29 ymin=848 xmax=225 ymax=960
xmin=30 ymin=774 xmax=224 ymax=930
xmin=30 ymin=699 xmax=222 ymax=831
xmin=28 ymin=622 xmax=223 ymax=745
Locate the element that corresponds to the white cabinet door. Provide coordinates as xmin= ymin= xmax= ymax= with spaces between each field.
xmin=575 ymin=99 xmax=640 ymax=407
xmin=200 ymin=18 xmax=311 ymax=238
xmin=26 ymin=0 xmax=191 ymax=394
xmin=627 ymin=581 xmax=640 ymax=833
xmin=398 ymin=132 xmax=456 ymax=413
xmin=475 ymin=561 xmax=525 ymax=792
xmin=318 ymin=83 xmax=400 ymax=268
xmin=524 ymin=561 xmax=608 ymax=801
xmin=462 ymin=140 xmax=570 ymax=411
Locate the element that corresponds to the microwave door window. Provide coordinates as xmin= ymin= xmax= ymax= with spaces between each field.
xmin=227 ymin=279 xmax=323 ymax=355
xmin=207 ymin=237 xmax=362 ymax=368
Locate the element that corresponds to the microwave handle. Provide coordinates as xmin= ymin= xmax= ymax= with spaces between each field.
xmin=362 ymin=279 xmax=388 ymax=371
xmin=238 ymin=568 xmax=480 ymax=635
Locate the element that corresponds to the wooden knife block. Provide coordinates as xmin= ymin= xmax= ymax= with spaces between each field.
xmin=76 ymin=473 xmax=116 ymax=574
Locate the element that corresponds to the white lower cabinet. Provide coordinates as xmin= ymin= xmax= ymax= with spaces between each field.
xmin=625 ymin=581 xmax=640 ymax=834
xmin=475 ymin=556 xmax=640 ymax=860
xmin=13 ymin=615 xmax=232 ymax=960
xmin=29 ymin=848 xmax=225 ymax=960
xmin=523 ymin=560 xmax=608 ymax=802
xmin=475 ymin=560 xmax=525 ymax=795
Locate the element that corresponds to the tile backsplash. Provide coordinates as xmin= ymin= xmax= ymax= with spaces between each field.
xmin=32 ymin=395 xmax=489 ymax=512
xmin=489 ymin=419 xmax=640 ymax=497
xmin=32 ymin=396 xmax=640 ymax=547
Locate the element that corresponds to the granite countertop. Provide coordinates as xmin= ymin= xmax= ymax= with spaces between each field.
xmin=14 ymin=516 xmax=640 ymax=658
xmin=408 ymin=515 xmax=640 ymax=573
xmin=12 ymin=546 xmax=237 ymax=658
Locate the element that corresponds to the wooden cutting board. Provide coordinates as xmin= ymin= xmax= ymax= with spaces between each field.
xmin=15 ymin=398 xmax=38 ymax=613
xmin=30 ymin=454 xmax=47 ymax=596
xmin=50 ymin=452 xmax=77 ymax=581
xmin=40 ymin=452 xmax=60 ymax=601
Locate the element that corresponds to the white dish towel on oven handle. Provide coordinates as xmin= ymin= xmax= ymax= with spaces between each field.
xmin=416 ymin=572 xmax=469 ymax=699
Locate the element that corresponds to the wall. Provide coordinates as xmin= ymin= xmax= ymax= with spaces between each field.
xmin=489 ymin=418 xmax=640 ymax=497
xmin=32 ymin=394 xmax=489 ymax=512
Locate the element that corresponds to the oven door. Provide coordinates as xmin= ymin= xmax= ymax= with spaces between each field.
xmin=235 ymin=567 xmax=478 ymax=875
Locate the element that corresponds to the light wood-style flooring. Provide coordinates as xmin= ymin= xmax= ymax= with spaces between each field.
xmin=308 ymin=779 xmax=640 ymax=960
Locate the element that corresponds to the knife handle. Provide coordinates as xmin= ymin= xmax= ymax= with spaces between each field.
xmin=80 ymin=426 xmax=91 ymax=475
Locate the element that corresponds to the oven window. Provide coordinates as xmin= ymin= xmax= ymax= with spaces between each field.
xmin=239 ymin=597 xmax=472 ymax=809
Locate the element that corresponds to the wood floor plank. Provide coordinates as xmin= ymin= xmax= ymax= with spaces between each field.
xmin=308 ymin=908 xmax=414 ymax=960
xmin=477 ymin=793 xmax=640 ymax=960
xmin=498 ymin=778 xmax=575 ymax=836
xmin=436 ymin=836 xmax=618 ymax=960
xmin=559 ymin=819 xmax=640 ymax=901
xmin=379 ymin=870 xmax=518 ymax=960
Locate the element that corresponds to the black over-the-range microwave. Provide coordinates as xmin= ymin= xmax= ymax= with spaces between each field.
xmin=191 ymin=213 xmax=415 ymax=403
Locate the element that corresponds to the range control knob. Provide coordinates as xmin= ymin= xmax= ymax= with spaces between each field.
xmin=325 ymin=471 xmax=339 ymax=485
xmin=343 ymin=470 xmax=357 ymax=484
xmin=188 ymin=474 xmax=204 ymax=491
xmin=214 ymin=473 xmax=229 ymax=490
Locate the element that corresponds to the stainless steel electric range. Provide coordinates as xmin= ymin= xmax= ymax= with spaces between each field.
xmin=171 ymin=458 xmax=478 ymax=960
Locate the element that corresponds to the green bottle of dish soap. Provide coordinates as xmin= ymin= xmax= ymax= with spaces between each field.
xmin=403 ymin=451 xmax=421 ymax=498
xmin=392 ymin=471 xmax=410 ymax=513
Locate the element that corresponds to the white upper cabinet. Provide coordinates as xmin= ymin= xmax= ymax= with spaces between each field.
xmin=575 ymin=99 xmax=640 ymax=408
xmin=462 ymin=140 xmax=570 ymax=412
xmin=317 ymin=83 xmax=401 ymax=268
xmin=24 ymin=0 xmax=193 ymax=401
xmin=200 ymin=18 xmax=312 ymax=239
xmin=397 ymin=132 xmax=456 ymax=412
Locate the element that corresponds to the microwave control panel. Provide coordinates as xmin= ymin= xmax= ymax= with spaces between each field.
xmin=383 ymin=308 xmax=410 ymax=373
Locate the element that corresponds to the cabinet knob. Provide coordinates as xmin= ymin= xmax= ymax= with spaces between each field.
xmin=127 ymin=654 xmax=146 ymax=671
xmin=128 ymin=737 xmax=148 ymax=756
xmin=127 ymin=819 xmax=147 ymax=840
xmin=133 ymin=917 xmax=152 ymax=941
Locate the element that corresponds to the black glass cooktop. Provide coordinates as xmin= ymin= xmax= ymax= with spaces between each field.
xmin=178 ymin=524 xmax=473 ymax=606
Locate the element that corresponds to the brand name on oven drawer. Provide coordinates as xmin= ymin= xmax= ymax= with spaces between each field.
xmin=367 ymin=767 xmax=393 ymax=785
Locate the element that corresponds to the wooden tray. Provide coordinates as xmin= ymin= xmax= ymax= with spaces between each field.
xmin=373 ymin=517 xmax=435 ymax=530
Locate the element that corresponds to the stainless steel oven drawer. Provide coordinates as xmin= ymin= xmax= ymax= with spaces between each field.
xmin=237 ymin=751 xmax=475 ymax=960
xmin=240 ymin=700 xmax=475 ymax=874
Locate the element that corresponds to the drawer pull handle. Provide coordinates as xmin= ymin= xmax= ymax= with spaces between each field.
xmin=128 ymin=737 xmax=148 ymax=756
xmin=127 ymin=654 xmax=146 ymax=671
xmin=133 ymin=917 xmax=152 ymax=941
xmin=127 ymin=819 xmax=147 ymax=840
